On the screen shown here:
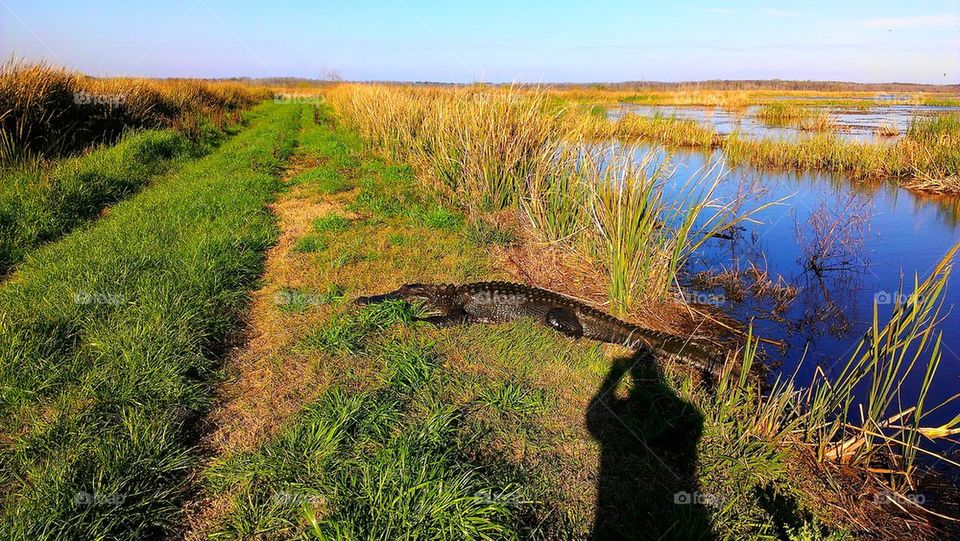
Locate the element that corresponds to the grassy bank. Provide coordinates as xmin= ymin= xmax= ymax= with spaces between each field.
xmin=0 ymin=61 xmax=271 ymax=163
xmin=0 ymin=101 xmax=301 ymax=539
xmin=0 ymin=124 xmax=231 ymax=274
xmin=193 ymin=105 xmax=840 ymax=539
xmin=195 ymin=101 xmax=960 ymax=539
xmin=320 ymin=89 xmax=958 ymax=537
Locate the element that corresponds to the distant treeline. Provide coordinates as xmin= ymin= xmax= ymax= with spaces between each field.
xmin=222 ymin=77 xmax=959 ymax=93
xmin=542 ymin=80 xmax=960 ymax=93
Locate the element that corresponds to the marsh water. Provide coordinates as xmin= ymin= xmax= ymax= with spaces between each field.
xmin=608 ymin=103 xmax=960 ymax=143
xmin=630 ymin=144 xmax=960 ymax=451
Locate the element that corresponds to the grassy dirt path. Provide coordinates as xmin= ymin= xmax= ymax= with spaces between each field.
xmin=201 ymin=153 xmax=352 ymax=456
xmin=0 ymin=102 xmax=302 ymax=540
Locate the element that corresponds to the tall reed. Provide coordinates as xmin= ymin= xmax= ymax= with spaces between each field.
xmin=756 ymin=103 xmax=835 ymax=131
xmin=613 ymin=113 xmax=719 ymax=146
xmin=805 ymin=243 xmax=956 ymax=475
xmin=328 ymin=85 xmax=759 ymax=309
xmin=721 ymin=243 xmax=960 ymax=486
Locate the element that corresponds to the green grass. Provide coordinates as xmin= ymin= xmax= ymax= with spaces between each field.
xmin=907 ymin=113 xmax=960 ymax=146
xmin=291 ymin=165 xmax=356 ymax=194
xmin=299 ymin=301 xmax=413 ymax=354
xmin=294 ymin=213 xmax=354 ymax=255
xmin=289 ymin=106 xmax=361 ymax=194
xmin=295 ymin=235 xmax=328 ymax=253
xmin=312 ymin=214 xmax=352 ymax=233
xmin=0 ymin=101 xmax=303 ymax=539
xmin=205 ymin=362 xmax=521 ymax=539
xmin=0 ymin=126 xmax=228 ymax=274
xmin=477 ymin=381 xmax=549 ymax=418
xmin=411 ymin=203 xmax=463 ymax=230
xmin=195 ymin=104 xmax=861 ymax=540
xmin=613 ymin=112 xmax=720 ymax=146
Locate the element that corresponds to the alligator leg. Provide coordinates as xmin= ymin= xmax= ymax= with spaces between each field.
xmin=545 ymin=307 xmax=584 ymax=338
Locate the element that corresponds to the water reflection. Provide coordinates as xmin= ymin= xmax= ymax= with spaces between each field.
xmin=622 ymin=144 xmax=960 ymax=443
xmin=608 ymin=103 xmax=960 ymax=144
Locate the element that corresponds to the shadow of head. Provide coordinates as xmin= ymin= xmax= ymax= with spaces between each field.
xmin=586 ymin=349 xmax=716 ymax=540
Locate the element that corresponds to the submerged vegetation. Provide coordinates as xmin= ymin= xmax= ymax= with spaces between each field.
xmin=602 ymin=109 xmax=960 ymax=192
xmin=756 ymin=103 xmax=836 ymax=131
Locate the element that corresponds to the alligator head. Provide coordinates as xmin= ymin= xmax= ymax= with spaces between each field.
xmin=355 ymin=283 xmax=457 ymax=316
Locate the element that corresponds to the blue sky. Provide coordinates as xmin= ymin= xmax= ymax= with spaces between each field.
xmin=2 ymin=1 xmax=958 ymax=83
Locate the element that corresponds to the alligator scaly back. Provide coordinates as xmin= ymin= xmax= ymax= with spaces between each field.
xmin=356 ymin=281 xmax=730 ymax=378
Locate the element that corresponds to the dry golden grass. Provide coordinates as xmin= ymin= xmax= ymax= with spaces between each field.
xmin=0 ymin=61 xmax=272 ymax=161
xmin=202 ymin=158 xmax=356 ymax=455
xmin=876 ymin=122 xmax=900 ymax=137
xmin=541 ymin=86 xmax=953 ymax=110
xmin=183 ymin=155 xmax=361 ymax=540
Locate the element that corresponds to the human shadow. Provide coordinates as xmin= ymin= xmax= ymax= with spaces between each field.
xmin=586 ymin=349 xmax=715 ymax=540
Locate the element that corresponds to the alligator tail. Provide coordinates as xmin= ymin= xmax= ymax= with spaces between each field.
xmin=625 ymin=328 xmax=731 ymax=379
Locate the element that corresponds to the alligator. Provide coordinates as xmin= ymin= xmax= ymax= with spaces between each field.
xmin=356 ymin=281 xmax=731 ymax=378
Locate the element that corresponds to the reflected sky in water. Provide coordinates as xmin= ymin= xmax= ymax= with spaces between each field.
xmin=623 ymin=144 xmax=960 ymax=450
xmin=608 ymin=103 xmax=960 ymax=143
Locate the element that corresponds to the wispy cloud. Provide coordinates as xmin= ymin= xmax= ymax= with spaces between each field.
xmin=765 ymin=9 xmax=802 ymax=17
xmin=862 ymin=14 xmax=960 ymax=29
